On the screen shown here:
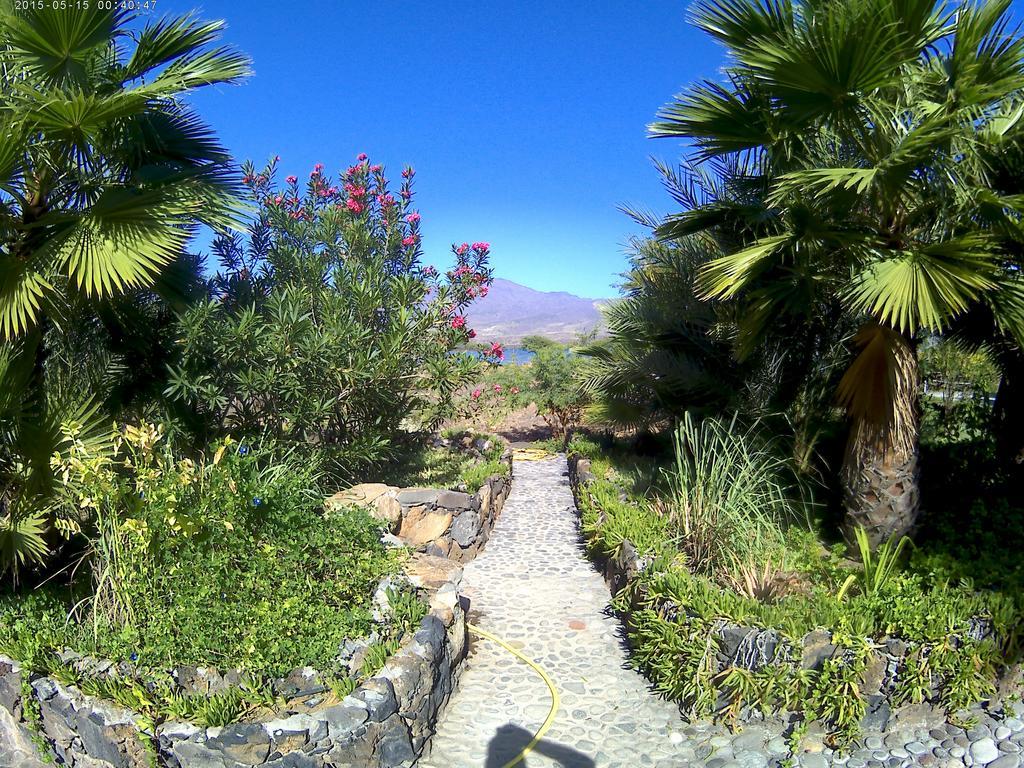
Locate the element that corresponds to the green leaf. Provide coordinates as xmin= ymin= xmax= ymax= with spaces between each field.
xmin=846 ymin=237 xmax=1001 ymax=333
xmin=697 ymin=234 xmax=788 ymax=299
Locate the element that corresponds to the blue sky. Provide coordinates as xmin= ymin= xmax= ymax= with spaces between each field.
xmin=186 ymin=1 xmax=1024 ymax=299
xmin=183 ymin=0 xmax=726 ymax=298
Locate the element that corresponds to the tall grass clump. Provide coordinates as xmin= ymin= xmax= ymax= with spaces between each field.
xmin=666 ymin=413 xmax=800 ymax=575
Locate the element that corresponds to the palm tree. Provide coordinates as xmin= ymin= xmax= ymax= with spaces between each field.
xmin=651 ymin=0 xmax=1024 ymax=547
xmin=0 ymin=4 xmax=249 ymax=576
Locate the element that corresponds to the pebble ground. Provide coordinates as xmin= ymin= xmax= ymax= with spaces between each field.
xmin=418 ymin=454 xmax=1024 ymax=768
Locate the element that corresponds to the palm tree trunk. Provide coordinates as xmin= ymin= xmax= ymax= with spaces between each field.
xmin=993 ymin=346 xmax=1024 ymax=469
xmin=840 ymin=333 xmax=921 ymax=549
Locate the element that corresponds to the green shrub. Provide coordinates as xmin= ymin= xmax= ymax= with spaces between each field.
xmin=577 ymin=434 xmax=1020 ymax=744
xmin=665 ymin=414 xmax=801 ymax=575
xmin=167 ymin=156 xmax=494 ymax=482
xmin=1 ymin=424 xmax=401 ymax=677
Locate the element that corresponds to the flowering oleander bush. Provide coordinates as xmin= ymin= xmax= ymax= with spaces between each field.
xmin=167 ymin=154 xmax=496 ymax=481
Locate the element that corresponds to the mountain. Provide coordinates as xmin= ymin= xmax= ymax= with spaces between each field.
xmin=466 ymin=278 xmax=607 ymax=344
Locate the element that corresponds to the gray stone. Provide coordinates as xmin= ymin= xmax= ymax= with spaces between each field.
xmin=396 ymin=488 xmax=440 ymax=505
xmin=862 ymin=696 xmax=892 ymax=731
xmin=1007 ymin=719 xmax=1024 ymax=733
xmin=172 ymin=738 xmax=232 ymax=768
xmin=449 ymin=510 xmax=481 ymax=548
xmin=989 ymin=756 xmax=1020 ymax=768
xmin=377 ymin=718 xmax=416 ymax=766
xmin=436 ymin=490 xmax=476 ymax=510
xmin=866 ymin=737 xmax=885 ymax=750
xmin=998 ymin=728 xmax=1013 ymax=741
xmin=353 ymin=678 xmax=398 ymax=723
xmin=1002 ymin=741 xmax=1022 ymax=754
xmin=801 ymin=755 xmax=828 ymax=768
xmin=972 ymin=738 xmax=1000 ymax=765
xmin=801 ymin=630 xmax=836 ymax=670
xmin=208 ymin=722 xmax=272 ymax=765
xmin=324 ymin=703 xmax=369 ymax=739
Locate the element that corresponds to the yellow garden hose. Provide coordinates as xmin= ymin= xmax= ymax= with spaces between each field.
xmin=512 ymin=448 xmax=552 ymax=462
xmin=467 ymin=622 xmax=560 ymax=768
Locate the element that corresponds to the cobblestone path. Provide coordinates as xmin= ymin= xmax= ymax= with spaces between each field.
xmin=419 ymin=455 xmax=707 ymax=767
xmin=418 ymin=454 xmax=1024 ymax=768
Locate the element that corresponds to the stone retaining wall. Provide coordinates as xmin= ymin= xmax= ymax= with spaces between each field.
xmin=0 ymin=555 xmax=469 ymax=768
xmin=566 ymin=454 xmax=1014 ymax=732
xmin=326 ymin=438 xmax=513 ymax=563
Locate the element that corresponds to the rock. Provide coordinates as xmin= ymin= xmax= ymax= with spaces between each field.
xmin=971 ymin=738 xmax=1000 ymax=765
xmin=478 ymin=483 xmax=492 ymax=515
xmin=801 ymin=755 xmax=828 ymax=768
xmin=396 ymin=488 xmax=440 ymax=506
xmin=208 ymin=723 xmax=272 ymax=765
xmin=377 ymin=717 xmax=416 ymax=766
xmin=323 ymin=703 xmax=369 ymax=739
xmin=862 ymin=695 xmax=891 ymax=731
xmin=998 ymin=728 xmax=1013 ymax=741
xmin=404 ymin=553 xmax=463 ymax=591
xmin=326 ymin=484 xmax=402 ymax=528
xmin=75 ymin=704 xmax=144 ymax=768
xmin=353 ymin=678 xmax=398 ymax=723
xmin=398 ymin=506 xmax=452 ymax=546
xmin=801 ymin=630 xmax=836 ymax=670
xmin=989 ymin=756 xmax=1021 ymax=768
xmin=892 ymin=702 xmax=935 ymax=730
xmin=449 ymin=510 xmax=480 ymax=548
xmin=436 ymin=490 xmax=475 ymax=510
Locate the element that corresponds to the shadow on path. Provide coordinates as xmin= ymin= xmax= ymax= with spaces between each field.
xmin=486 ymin=724 xmax=596 ymax=768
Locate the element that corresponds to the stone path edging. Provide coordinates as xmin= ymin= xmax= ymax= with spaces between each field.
xmin=418 ymin=454 xmax=1024 ymax=768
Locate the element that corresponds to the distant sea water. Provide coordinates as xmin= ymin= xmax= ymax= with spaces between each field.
xmin=465 ymin=347 xmax=535 ymax=365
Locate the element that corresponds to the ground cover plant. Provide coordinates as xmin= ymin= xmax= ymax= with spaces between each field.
xmin=570 ymin=416 xmax=1021 ymax=746
xmin=363 ymin=431 xmax=510 ymax=490
xmin=0 ymin=424 xmax=406 ymax=673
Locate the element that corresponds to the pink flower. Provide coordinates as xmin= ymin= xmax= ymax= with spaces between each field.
xmin=274 ymin=155 xmax=280 ymax=162
xmin=328 ymin=186 xmax=338 ymax=195
xmin=489 ymin=342 xmax=504 ymax=360
xmin=274 ymin=195 xmax=283 ymax=205
xmin=357 ymin=153 xmax=368 ymax=161
xmin=472 ymin=242 xmax=491 ymax=251
xmin=468 ymin=329 xmax=477 ymax=339
xmin=471 ymin=388 xmax=482 ymax=400
xmin=479 ymin=286 xmax=489 ymax=297
xmin=400 ymin=189 xmax=411 ymax=199
xmin=242 ymin=174 xmax=252 ymax=183
xmin=346 ymin=198 xmax=365 ymax=214
xmin=406 ymin=212 xmax=421 ymax=224
xmin=370 ymin=164 xmax=382 ymax=172
xmin=493 ymin=384 xmax=502 ymax=392
xmin=451 ymin=315 xmax=466 ymax=329
xmin=456 ymin=243 xmax=469 ymax=255
xmin=402 ymin=168 xmax=415 ymax=178
xmin=402 ymin=235 xmax=417 ymax=247
xmin=378 ymin=194 xmax=395 ymax=207
xmin=422 ymin=266 xmax=437 ymax=277
xmin=286 ymin=175 xmax=298 ymax=185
